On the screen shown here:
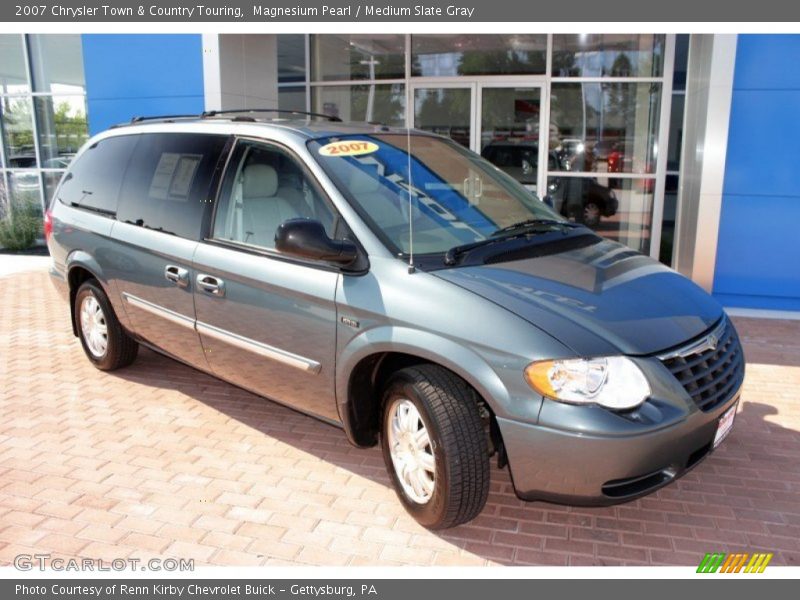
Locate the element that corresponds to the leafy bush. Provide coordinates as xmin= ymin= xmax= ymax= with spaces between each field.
xmin=0 ymin=198 xmax=42 ymax=251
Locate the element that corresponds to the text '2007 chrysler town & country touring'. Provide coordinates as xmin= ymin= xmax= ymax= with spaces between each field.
xmin=46 ymin=111 xmax=745 ymax=529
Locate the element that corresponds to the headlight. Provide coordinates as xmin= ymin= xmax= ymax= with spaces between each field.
xmin=524 ymin=356 xmax=650 ymax=410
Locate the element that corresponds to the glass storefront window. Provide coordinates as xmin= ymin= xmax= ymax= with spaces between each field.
xmin=0 ymin=174 xmax=8 ymax=219
xmin=1 ymin=96 xmax=37 ymax=168
xmin=8 ymin=171 xmax=42 ymax=217
xmin=311 ymin=35 xmax=405 ymax=82
xmin=480 ymin=87 xmax=542 ymax=190
xmin=673 ymin=35 xmax=690 ymax=91
xmin=34 ymin=95 xmax=88 ymax=168
xmin=660 ymin=174 xmax=679 ymax=264
xmin=28 ymin=34 xmax=86 ymax=94
xmin=413 ymin=87 xmax=471 ymax=148
xmin=667 ymin=94 xmax=684 ymax=172
xmin=547 ymin=175 xmax=654 ymax=254
xmin=552 ymin=34 xmax=664 ymax=78
xmin=549 ymin=82 xmax=661 ymax=175
xmin=278 ymin=35 xmax=306 ymax=83
xmin=312 ymin=84 xmax=405 ymax=126
xmin=278 ymin=86 xmax=307 ymax=112
xmin=42 ymin=170 xmax=65 ymax=206
xmin=0 ymin=35 xmax=30 ymax=94
xmin=411 ymin=35 xmax=547 ymax=77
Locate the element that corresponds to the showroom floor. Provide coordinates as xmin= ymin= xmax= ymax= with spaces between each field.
xmin=0 ymin=261 xmax=798 ymax=567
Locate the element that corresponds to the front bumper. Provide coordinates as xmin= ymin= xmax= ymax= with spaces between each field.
xmin=498 ymin=388 xmax=741 ymax=505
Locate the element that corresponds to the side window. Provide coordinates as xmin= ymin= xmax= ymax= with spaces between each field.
xmin=57 ymin=135 xmax=139 ymax=215
xmin=116 ymin=133 xmax=228 ymax=240
xmin=212 ymin=140 xmax=337 ymax=250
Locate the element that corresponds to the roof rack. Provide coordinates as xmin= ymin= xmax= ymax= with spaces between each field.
xmin=117 ymin=108 xmax=342 ymax=128
xmin=201 ymin=108 xmax=342 ymax=122
xmin=129 ymin=114 xmax=198 ymax=124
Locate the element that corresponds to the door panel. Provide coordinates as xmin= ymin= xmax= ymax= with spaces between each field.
xmin=193 ymin=137 xmax=342 ymax=422
xmin=108 ymin=131 xmax=229 ymax=368
xmin=112 ymin=221 xmax=206 ymax=367
xmin=193 ymin=244 xmax=340 ymax=422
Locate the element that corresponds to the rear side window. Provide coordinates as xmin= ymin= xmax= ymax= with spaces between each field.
xmin=116 ymin=133 xmax=228 ymax=240
xmin=57 ymin=135 xmax=138 ymax=215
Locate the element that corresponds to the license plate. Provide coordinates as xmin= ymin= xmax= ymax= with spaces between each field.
xmin=713 ymin=404 xmax=737 ymax=448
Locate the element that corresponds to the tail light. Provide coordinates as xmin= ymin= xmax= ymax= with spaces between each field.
xmin=43 ymin=210 xmax=53 ymax=242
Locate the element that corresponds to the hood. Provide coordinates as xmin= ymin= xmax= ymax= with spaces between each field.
xmin=433 ymin=238 xmax=723 ymax=356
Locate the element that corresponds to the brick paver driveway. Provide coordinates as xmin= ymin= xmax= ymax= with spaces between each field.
xmin=1 ymin=265 xmax=799 ymax=566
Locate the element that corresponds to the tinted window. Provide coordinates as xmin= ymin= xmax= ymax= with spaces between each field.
xmin=57 ymin=135 xmax=138 ymax=214
xmin=117 ymin=133 xmax=228 ymax=239
xmin=213 ymin=140 xmax=337 ymax=250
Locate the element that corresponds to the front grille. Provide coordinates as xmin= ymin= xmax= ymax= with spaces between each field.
xmin=659 ymin=318 xmax=745 ymax=412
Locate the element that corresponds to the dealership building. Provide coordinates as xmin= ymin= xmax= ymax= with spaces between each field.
xmin=0 ymin=33 xmax=797 ymax=313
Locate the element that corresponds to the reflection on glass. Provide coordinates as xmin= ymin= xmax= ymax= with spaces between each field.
xmin=552 ymin=34 xmax=664 ymax=78
xmin=278 ymin=86 xmax=306 ymax=112
xmin=0 ymin=174 xmax=7 ymax=219
xmin=480 ymin=87 xmax=541 ymax=190
xmin=0 ymin=34 xmax=30 ymax=94
xmin=667 ymin=94 xmax=684 ymax=172
xmin=28 ymin=34 xmax=86 ymax=94
xmin=8 ymin=171 xmax=43 ymax=217
xmin=411 ymin=34 xmax=546 ymax=77
xmin=414 ymin=87 xmax=471 ymax=148
xmin=311 ymin=35 xmax=405 ymax=81
xmin=34 ymin=96 xmax=88 ymax=168
xmin=673 ymin=34 xmax=690 ymax=91
xmin=312 ymin=84 xmax=405 ymax=126
xmin=549 ymin=82 xmax=661 ymax=175
xmin=546 ymin=175 xmax=652 ymax=254
xmin=1 ymin=97 xmax=36 ymax=168
xmin=6 ymin=171 xmax=43 ymax=242
xmin=659 ymin=174 xmax=679 ymax=265
xmin=43 ymin=170 xmax=65 ymax=206
xmin=278 ymin=35 xmax=306 ymax=83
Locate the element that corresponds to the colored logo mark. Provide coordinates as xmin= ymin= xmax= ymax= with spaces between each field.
xmin=697 ymin=552 xmax=773 ymax=573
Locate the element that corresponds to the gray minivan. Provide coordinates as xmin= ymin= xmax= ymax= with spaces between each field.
xmin=46 ymin=111 xmax=745 ymax=529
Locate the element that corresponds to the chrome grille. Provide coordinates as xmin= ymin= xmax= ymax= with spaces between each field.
xmin=659 ymin=318 xmax=745 ymax=412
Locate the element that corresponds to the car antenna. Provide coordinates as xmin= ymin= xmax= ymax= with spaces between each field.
xmin=406 ymin=120 xmax=415 ymax=274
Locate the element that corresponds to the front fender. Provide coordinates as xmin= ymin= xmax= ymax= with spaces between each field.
xmin=336 ymin=325 xmax=540 ymax=445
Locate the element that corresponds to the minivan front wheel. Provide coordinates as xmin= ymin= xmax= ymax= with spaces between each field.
xmin=74 ymin=281 xmax=138 ymax=371
xmin=380 ymin=365 xmax=489 ymax=529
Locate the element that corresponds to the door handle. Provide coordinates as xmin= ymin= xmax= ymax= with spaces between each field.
xmin=196 ymin=274 xmax=225 ymax=297
xmin=164 ymin=265 xmax=189 ymax=288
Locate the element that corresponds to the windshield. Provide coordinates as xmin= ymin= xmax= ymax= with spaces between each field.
xmin=308 ymin=133 xmax=562 ymax=255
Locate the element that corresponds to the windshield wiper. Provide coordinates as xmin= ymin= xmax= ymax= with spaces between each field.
xmin=444 ymin=220 xmax=581 ymax=266
xmin=491 ymin=218 xmax=581 ymax=237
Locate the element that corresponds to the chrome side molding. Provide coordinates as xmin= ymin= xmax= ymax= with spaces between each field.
xmin=196 ymin=321 xmax=322 ymax=374
xmin=122 ymin=292 xmax=320 ymax=374
xmin=122 ymin=292 xmax=195 ymax=330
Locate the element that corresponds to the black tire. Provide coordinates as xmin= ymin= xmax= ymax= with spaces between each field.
xmin=380 ymin=364 xmax=489 ymax=529
xmin=74 ymin=280 xmax=138 ymax=371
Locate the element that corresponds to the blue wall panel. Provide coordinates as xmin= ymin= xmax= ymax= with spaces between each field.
xmin=715 ymin=35 xmax=800 ymax=311
xmin=82 ymin=34 xmax=204 ymax=134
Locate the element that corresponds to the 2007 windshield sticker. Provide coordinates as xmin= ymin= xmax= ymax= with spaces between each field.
xmin=319 ymin=141 xmax=379 ymax=157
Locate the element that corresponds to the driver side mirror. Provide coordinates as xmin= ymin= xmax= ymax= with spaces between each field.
xmin=275 ymin=219 xmax=358 ymax=266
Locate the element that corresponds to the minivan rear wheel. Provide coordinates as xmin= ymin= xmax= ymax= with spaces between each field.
xmin=380 ymin=365 xmax=489 ymax=529
xmin=74 ymin=281 xmax=138 ymax=371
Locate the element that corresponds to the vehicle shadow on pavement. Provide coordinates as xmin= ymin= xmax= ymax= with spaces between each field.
xmin=111 ymin=345 xmax=800 ymax=566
